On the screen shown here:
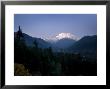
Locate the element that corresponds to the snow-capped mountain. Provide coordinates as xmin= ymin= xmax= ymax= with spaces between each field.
xmin=45 ymin=33 xmax=79 ymax=42
xmin=56 ymin=33 xmax=78 ymax=40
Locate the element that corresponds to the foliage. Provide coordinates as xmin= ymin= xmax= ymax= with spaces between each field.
xmin=14 ymin=63 xmax=31 ymax=76
xmin=14 ymin=27 xmax=97 ymax=76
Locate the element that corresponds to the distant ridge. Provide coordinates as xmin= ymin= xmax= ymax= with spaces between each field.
xmin=14 ymin=32 xmax=51 ymax=48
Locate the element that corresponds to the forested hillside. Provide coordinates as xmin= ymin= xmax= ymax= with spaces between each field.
xmin=14 ymin=26 xmax=97 ymax=76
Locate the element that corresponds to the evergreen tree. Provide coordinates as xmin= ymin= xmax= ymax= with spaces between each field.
xmin=16 ymin=25 xmax=23 ymax=40
xmin=14 ymin=26 xmax=28 ymax=65
xmin=33 ymin=40 xmax=38 ymax=48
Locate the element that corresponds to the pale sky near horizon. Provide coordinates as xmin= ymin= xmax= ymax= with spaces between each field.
xmin=14 ymin=14 xmax=97 ymax=40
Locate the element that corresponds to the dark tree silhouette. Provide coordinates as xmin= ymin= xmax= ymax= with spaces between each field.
xmin=33 ymin=40 xmax=38 ymax=48
xmin=17 ymin=26 xmax=23 ymax=40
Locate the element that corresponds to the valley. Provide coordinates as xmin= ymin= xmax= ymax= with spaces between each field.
xmin=14 ymin=30 xmax=97 ymax=76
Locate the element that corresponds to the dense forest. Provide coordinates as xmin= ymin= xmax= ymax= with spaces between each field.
xmin=14 ymin=26 xmax=97 ymax=76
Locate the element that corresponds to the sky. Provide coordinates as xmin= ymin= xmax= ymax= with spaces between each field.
xmin=14 ymin=14 xmax=97 ymax=40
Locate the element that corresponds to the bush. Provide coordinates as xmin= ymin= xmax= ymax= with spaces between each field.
xmin=14 ymin=63 xmax=31 ymax=76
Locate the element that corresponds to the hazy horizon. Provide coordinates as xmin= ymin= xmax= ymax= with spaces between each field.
xmin=14 ymin=14 xmax=97 ymax=40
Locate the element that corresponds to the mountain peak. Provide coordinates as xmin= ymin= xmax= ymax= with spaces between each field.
xmin=56 ymin=33 xmax=78 ymax=40
xmin=45 ymin=32 xmax=78 ymax=42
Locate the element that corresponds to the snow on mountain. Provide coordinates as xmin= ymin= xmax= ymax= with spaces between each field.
xmin=45 ymin=33 xmax=79 ymax=42
xmin=56 ymin=33 xmax=78 ymax=40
